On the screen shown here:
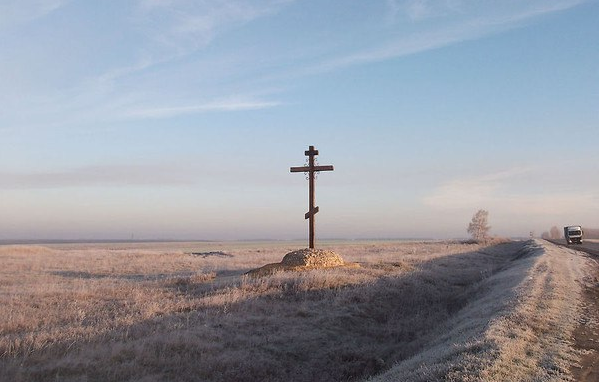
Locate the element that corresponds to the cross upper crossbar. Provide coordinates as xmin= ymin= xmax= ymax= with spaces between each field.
xmin=290 ymin=145 xmax=334 ymax=249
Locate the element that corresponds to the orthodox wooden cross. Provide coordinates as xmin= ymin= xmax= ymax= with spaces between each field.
xmin=290 ymin=145 xmax=334 ymax=249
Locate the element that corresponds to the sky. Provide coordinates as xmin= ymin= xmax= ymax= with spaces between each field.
xmin=1 ymin=0 xmax=598 ymax=241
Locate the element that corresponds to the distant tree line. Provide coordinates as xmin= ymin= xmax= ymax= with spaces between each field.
xmin=541 ymin=226 xmax=562 ymax=240
xmin=583 ymin=228 xmax=599 ymax=239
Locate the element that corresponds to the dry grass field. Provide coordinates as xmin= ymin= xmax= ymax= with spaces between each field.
xmin=0 ymin=239 xmax=593 ymax=381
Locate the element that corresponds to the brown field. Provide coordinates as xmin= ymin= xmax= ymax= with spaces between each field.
xmin=0 ymin=239 xmax=594 ymax=381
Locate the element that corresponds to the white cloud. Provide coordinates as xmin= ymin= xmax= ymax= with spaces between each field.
xmin=0 ymin=164 xmax=195 ymax=189
xmin=386 ymin=0 xmax=459 ymax=23
xmin=0 ymin=0 xmax=587 ymax=131
xmin=309 ymin=23 xmax=480 ymax=74
xmin=422 ymin=166 xmax=599 ymax=216
xmin=123 ymin=98 xmax=281 ymax=119
xmin=405 ymin=0 xmax=433 ymax=20
xmin=397 ymin=0 xmax=583 ymax=22
xmin=134 ymin=0 xmax=295 ymax=57
xmin=0 ymin=0 xmax=69 ymax=29
xmin=12 ymin=0 xmax=291 ymax=126
xmin=485 ymin=0 xmax=586 ymax=26
xmin=305 ymin=0 xmax=586 ymax=75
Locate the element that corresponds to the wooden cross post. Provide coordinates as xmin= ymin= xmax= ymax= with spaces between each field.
xmin=290 ymin=145 xmax=334 ymax=249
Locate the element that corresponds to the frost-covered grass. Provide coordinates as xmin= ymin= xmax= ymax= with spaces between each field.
xmin=370 ymin=240 xmax=591 ymax=382
xmin=0 ymin=239 xmax=589 ymax=381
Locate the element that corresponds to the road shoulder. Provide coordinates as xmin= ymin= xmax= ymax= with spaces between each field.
xmin=570 ymin=256 xmax=599 ymax=381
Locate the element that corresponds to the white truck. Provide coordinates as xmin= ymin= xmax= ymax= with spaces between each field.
xmin=563 ymin=226 xmax=583 ymax=244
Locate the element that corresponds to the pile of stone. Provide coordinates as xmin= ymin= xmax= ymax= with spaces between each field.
xmin=281 ymin=248 xmax=344 ymax=267
xmin=247 ymin=248 xmax=354 ymax=277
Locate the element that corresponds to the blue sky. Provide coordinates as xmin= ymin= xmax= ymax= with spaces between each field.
xmin=1 ymin=0 xmax=598 ymax=240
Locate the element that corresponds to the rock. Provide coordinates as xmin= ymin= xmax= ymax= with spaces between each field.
xmin=281 ymin=248 xmax=345 ymax=268
xmin=246 ymin=248 xmax=354 ymax=277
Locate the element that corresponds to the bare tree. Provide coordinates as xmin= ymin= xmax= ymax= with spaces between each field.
xmin=549 ymin=226 xmax=560 ymax=239
xmin=467 ymin=209 xmax=491 ymax=242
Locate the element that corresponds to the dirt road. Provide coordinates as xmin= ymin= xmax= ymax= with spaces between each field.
xmin=547 ymin=240 xmax=599 ymax=381
xmin=579 ymin=240 xmax=599 ymax=256
xmin=549 ymin=239 xmax=599 ymax=256
xmin=569 ymin=244 xmax=599 ymax=382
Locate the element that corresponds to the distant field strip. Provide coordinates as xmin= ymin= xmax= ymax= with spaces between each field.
xmin=0 ymin=240 xmax=590 ymax=381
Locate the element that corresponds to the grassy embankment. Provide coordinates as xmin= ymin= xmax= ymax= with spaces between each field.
xmin=0 ymin=239 xmax=588 ymax=381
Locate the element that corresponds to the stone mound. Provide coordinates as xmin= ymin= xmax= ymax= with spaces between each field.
xmin=281 ymin=248 xmax=345 ymax=267
xmin=246 ymin=248 xmax=355 ymax=277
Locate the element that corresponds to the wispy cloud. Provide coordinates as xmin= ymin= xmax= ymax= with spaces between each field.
xmin=134 ymin=0 xmax=295 ymax=58
xmin=0 ymin=160 xmax=294 ymax=189
xmin=386 ymin=0 xmax=456 ymax=23
xmin=0 ymin=0 xmax=587 ymax=131
xmin=309 ymin=24 xmax=477 ymax=74
xmin=422 ymin=167 xmax=532 ymax=209
xmin=478 ymin=0 xmax=586 ymax=27
xmin=0 ymin=0 xmax=69 ymax=29
xmin=33 ymin=1 xmax=293 ymax=124
xmin=395 ymin=0 xmax=583 ymax=22
xmin=422 ymin=166 xmax=599 ymax=216
xmin=303 ymin=0 xmax=586 ymax=75
xmin=123 ymin=98 xmax=282 ymax=119
xmin=405 ymin=0 xmax=435 ymax=20
xmin=0 ymin=164 xmax=196 ymax=189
